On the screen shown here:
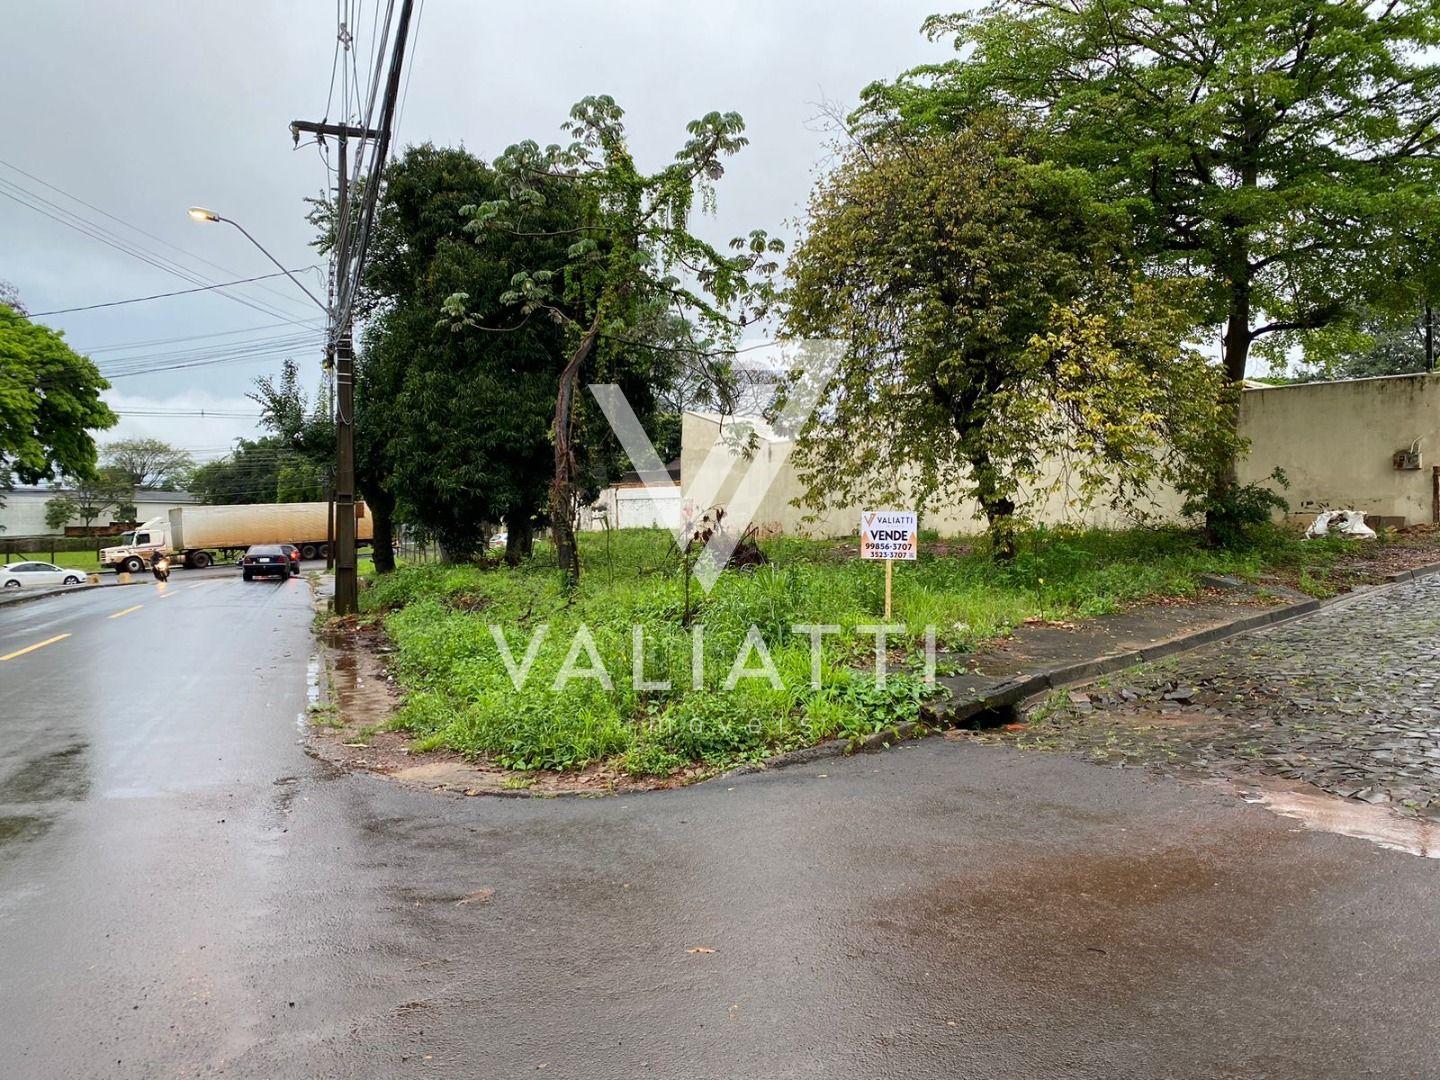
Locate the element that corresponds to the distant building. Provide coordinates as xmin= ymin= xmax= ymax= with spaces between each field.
xmin=581 ymin=458 xmax=683 ymax=531
xmin=0 ymin=485 xmax=201 ymax=539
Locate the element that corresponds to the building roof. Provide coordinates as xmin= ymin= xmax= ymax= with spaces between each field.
xmin=6 ymin=485 xmax=201 ymax=504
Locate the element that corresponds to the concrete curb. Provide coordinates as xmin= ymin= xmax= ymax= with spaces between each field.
xmin=930 ymin=557 xmax=1440 ymax=731
xmin=736 ymin=557 xmax=1440 ymax=778
xmin=718 ymin=725 xmax=926 ymax=780
xmin=1381 ymin=559 xmax=1440 ymax=585
xmin=0 ymin=577 xmax=144 ymax=610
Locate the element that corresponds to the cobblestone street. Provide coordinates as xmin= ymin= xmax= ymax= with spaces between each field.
xmin=994 ymin=574 xmax=1440 ymax=819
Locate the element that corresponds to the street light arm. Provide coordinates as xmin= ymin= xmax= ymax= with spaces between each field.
xmin=214 ymin=215 xmax=329 ymax=316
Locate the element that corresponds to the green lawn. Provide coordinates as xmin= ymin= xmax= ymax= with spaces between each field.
xmin=6 ymin=550 xmax=102 ymax=572
xmin=352 ymin=524 xmax=1397 ymax=779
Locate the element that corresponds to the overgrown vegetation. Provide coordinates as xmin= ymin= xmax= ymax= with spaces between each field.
xmin=360 ymin=525 xmax=1396 ymax=777
xmin=783 ymin=115 xmax=1233 ymax=558
xmin=863 ymin=0 xmax=1440 ymax=518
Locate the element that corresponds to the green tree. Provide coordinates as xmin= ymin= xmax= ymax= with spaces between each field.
xmin=448 ymin=97 xmax=781 ymax=583
xmin=352 ymin=328 xmax=403 ymax=572
xmin=865 ymin=0 xmax=1440 ymax=491
xmin=101 ymin=437 xmax=194 ymax=490
xmin=0 ymin=307 xmax=116 ymax=501
xmin=249 ymin=357 xmax=334 ymax=503
xmin=45 ymin=468 xmax=131 ymax=533
xmin=43 ymin=493 xmax=76 ymax=532
xmin=186 ymin=360 xmax=333 ymax=508
xmin=187 ymin=437 xmax=290 ymax=504
xmin=1287 ymin=305 xmax=1435 ymax=380
xmin=357 ymin=145 xmax=578 ymax=565
xmin=784 ymin=120 xmax=1233 ymax=557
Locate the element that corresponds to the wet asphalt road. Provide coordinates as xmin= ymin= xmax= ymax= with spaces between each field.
xmin=1 ymin=573 xmax=1439 ymax=1079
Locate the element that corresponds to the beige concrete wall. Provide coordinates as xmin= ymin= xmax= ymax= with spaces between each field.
xmin=1236 ymin=374 xmax=1440 ymax=525
xmin=680 ymin=373 xmax=1440 ymax=538
xmin=680 ymin=413 xmax=1182 ymax=538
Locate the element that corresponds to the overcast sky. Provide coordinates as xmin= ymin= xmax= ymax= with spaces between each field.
xmin=2 ymin=0 xmax=955 ymax=460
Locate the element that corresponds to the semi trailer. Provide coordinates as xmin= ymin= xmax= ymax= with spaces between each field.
xmin=100 ymin=502 xmax=372 ymax=573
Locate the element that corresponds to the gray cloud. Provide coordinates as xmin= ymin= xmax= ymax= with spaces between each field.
xmin=4 ymin=0 xmax=952 ymax=452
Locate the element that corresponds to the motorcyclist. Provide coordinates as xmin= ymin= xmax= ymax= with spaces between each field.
xmin=151 ymin=553 xmax=171 ymax=583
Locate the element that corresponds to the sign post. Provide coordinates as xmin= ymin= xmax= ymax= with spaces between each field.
xmin=860 ymin=510 xmax=918 ymax=620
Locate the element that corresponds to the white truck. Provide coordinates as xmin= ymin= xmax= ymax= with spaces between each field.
xmin=100 ymin=502 xmax=372 ymax=573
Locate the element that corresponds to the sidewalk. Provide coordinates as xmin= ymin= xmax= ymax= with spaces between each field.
xmin=985 ymin=571 xmax=1440 ymax=822
xmin=924 ymin=561 xmax=1440 ymax=730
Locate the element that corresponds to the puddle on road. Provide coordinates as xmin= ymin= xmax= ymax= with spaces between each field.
xmin=297 ymin=653 xmax=323 ymax=734
xmin=1222 ymin=778 xmax=1440 ymax=859
xmin=325 ymin=637 xmax=394 ymax=726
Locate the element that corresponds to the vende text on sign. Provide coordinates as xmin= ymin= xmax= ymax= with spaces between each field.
xmin=860 ymin=510 xmax=918 ymax=561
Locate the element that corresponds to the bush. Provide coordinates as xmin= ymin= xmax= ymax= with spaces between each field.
xmin=1183 ymin=468 xmax=1290 ymax=549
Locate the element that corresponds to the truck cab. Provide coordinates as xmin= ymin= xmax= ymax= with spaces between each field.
xmin=100 ymin=518 xmax=172 ymax=574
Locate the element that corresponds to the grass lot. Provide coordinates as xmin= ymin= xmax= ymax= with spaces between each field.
xmin=5 ymin=550 xmax=102 ymax=572
xmin=356 ymin=524 xmax=1421 ymax=778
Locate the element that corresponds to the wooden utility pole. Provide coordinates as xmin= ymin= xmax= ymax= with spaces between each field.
xmin=292 ymin=0 xmax=416 ymax=614
xmin=289 ymin=119 xmax=378 ymax=614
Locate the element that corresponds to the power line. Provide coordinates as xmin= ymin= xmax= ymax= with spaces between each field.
xmin=0 ymin=157 xmax=320 ymax=319
xmin=391 ymin=0 xmax=426 ymax=160
xmin=94 ymin=330 xmax=319 ymax=367
xmin=323 ymin=0 xmax=343 ymax=122
xmin=336 ymin=0 xmax=409 ymax=331
xmin=99 ymin=338 xmax=320 ymax=380
xmin=114 ymin=409 xmax=263 ymax=419
xmin=79 ymin=320 xmax=311 ymax=355
xmin=28 ymin=271 xmax=322 ymax=318
xmin=0 ymin=179 xmax=318 ymax=329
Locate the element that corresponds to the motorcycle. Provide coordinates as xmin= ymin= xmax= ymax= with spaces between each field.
xmin=151 ymin=555 xmax=171 ymax=583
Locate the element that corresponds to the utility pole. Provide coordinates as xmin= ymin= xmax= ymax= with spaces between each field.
xmin=293 ymin=0 xmax=416 ymax=614
xmin=325 ymin=370 xmax=336 ymax=571
xmin=290 ymin=119 xmax=378 ymax=614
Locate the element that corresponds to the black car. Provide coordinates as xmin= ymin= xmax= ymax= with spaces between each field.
xmin=241 ymin=544 xmax=295 ymax=581
xmin=278 ymin=544 xmax=303 ymax=574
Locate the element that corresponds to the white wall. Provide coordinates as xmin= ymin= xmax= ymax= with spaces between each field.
xmin=583 ymin=485 xmax=683 ymax=532
xmin=680 ymin=373 xmax=1440 ymax=537
xmin=0 ymin=488 xmax=199 ymax=539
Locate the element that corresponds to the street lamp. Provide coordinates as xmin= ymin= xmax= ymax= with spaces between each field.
xmin=185 ymin=206 xmax=328 ymax=316
xmin=187 ymin=203 xmax=358 ymax=616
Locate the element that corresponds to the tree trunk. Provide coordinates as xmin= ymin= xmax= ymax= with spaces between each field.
xmin=551 ymin=317 xmax=603 ymax=587
xmin=970 ymin=452 xmax=1017 ymax=562
xmin=369 ymin=488 xmax=397 ymax=574
xmin=1205 ymin=225 xmax=1254 ymax=541
xmin=1220 ymin=260 xmax=1252 ymax=487
xmin=504 ymin=508 xmax=534 ymax=567
xmin=983 ymin=497 xmax=1018 ymax=561
xmin=1205 ymin=140 xmax=1261 ymax=539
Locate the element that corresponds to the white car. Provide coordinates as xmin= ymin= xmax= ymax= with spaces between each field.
xmin=1 ymin=561 xmax=88 ymax=589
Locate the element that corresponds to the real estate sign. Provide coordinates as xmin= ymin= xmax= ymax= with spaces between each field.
xmin=860 ymin=510 xmax=918 ymax=561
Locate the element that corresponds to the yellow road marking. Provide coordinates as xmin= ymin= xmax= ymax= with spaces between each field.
xmin=108 ymin=604 xmax=143 ymax=620
xmin=1 ymin=633 xmax=71 ymax=661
